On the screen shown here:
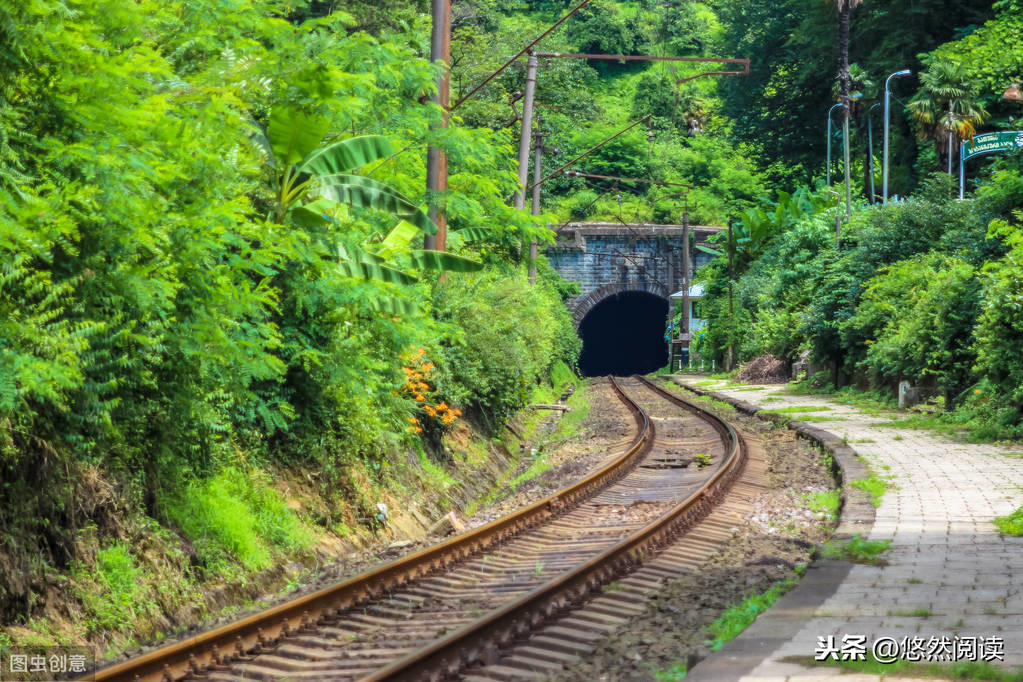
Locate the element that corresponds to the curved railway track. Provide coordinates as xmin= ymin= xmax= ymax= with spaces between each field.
xmin=87 ymin=375 xmax=765 ymax=682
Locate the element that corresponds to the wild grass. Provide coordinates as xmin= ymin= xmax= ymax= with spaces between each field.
xmin=802 ymin=490 xmax=840 ymax=520
xmin=706 ymin=578 xmax=798 ymax=650
xmin=994 ymin=505 xmax=1023 ymax=536
xmin=72 ymin=542 xmax=155 ymax=634
xmin=654 ymin=663 xmax=688 ymax=681
xmin=821 ymin=535 xmax=891 ymax=565
xmin=550 ymin=384 xmax=592 ymax=441
xmin=764 ymin=405 xmax=833 ymax=414
xmin=850 ymin=474 xmax=889 ymax=507
xmin=161 ymin=466 xmax=313 ymax=572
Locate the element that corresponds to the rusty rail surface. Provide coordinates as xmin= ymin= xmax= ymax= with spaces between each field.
xmin=361 ymin=375 xmax=746 ymax=681
xmin=85 ymin=377 xmax=651 ymax=682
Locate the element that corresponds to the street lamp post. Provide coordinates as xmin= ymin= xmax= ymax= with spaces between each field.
xmin=826 ymin=102 xmax=842 ymax=186
xmin=883 ymin=69 xmax=912 ymax=205
xmin=868 ymin=102 xmax=880 ymax=203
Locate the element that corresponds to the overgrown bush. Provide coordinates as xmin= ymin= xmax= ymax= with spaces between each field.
xmin=434 ymin=265 xmax=581 ymax=430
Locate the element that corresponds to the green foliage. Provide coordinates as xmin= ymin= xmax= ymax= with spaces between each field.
xmin=849 ymin=474 xmax=889 ymax=507
xmin=994 ymin=506 xmax=1023 ymax=536
xmin=654 ymin=663 xmax=688 ymax=682
xmin=564 ymin=0 xmax=638 ymax=57
xmin=159 ymin=467 xmax=312 ymax=572
xmin=434 ymin=266 xmax=581 ymax=430
xmin=706 ymin=578 xmax=797 ymax=650
xmin=844 ymin=253 xmax=979 ymax=404
xmin=821 ymin=535 xmax=891 ymax=565
xmin=803 ymin=490 xmax=840 ymax=520
xmin=716 ymin=0 xmax=995 ymax=189
xmin=73 ymin=543 xmax=153 ymax=634
xmin=0 ymin=0 xmax=579 ymax=625
xmin=973 ymin=212 xmax=1023 ymax=423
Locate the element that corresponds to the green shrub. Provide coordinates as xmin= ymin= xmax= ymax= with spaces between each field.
xmin=434 ymin=267 xmax=580 ymax=430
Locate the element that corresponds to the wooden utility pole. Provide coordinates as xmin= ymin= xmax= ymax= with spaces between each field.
xmin=425 ymin=0 xmax=450 ymax=251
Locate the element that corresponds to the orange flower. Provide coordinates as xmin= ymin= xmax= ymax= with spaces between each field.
xmin=415 ymin=394 xmax=426 ymax=402
xmin=415 ymin=426 xmax=423 ymax=433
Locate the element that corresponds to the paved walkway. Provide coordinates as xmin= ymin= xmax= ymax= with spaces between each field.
xmin=675 ymin=375 xmax=1023 ymax=682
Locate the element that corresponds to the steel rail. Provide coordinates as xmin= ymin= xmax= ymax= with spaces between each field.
xmin=84 ymin=378 xmax=652 ymax=682
xmin=363 ymin=374 xmax=746 ymax=681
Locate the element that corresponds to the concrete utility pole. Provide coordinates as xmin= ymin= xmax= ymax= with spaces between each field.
xmin=528 ymin=131 xmax=544 ymax=283
xmin=425 ymin=0 xmax=450 ymax=251
xmin=514 ymin=52 xmax=539 ymax=211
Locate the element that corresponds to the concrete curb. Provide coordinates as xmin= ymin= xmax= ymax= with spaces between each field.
xmin=664 ymin=377 xmax=878 ymax=681
xmin=664 ymin=377 xmax=876 ymax=537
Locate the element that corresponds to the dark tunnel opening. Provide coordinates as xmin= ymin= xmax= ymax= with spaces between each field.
xmin=577 ymin=291 xmax=668 ymax=377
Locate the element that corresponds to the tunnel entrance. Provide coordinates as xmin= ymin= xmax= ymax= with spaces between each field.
xmin=577 ymin=291 xmax=668 ymax=377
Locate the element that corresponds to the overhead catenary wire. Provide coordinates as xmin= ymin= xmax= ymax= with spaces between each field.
xmin=451 ymin=0 xmax=595 ymax=111
xmin=526 ymin=115 xmax=652 ymax=192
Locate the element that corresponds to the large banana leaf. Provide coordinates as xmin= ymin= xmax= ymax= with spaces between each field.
xmin=408 ymin=250 xmax=483 ymax=272
xmin=316 ymin=181 xmax=437 ymax=235
xmin=290 ymin=206 xmax=331 ymax=229
xmin=336 ymin=239 xmax=387 ymax=266
xmin=369 ymin=296 xmax=420 ymax=316
xmin=299 ymin=135 xmax=392 ymax=176
xmin=381 ymin=219 xmax=420 ymax=250
xmin=268 ymin=106 xmax=330 ymax=167
xmin=336 ymin=260 xmax=417 ymax=285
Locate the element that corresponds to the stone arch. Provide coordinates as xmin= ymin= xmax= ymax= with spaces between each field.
xmin=568 ymin=281 xmax=670 ymax=328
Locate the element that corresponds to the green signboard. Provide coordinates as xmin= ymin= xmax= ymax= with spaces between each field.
xmin=963 ymin=130 xmax=1023 ymax=161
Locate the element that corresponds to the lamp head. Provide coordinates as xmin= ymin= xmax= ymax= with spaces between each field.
xmin=895 ymin=69 xmax=912 ymax=77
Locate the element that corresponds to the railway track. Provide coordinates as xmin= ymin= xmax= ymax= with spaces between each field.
xmin=87 ymin=376 xmax=766 ymax=682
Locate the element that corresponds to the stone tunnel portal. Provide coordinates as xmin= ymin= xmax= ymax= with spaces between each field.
xmin=577 ymin=291 xmax=668 ymax=377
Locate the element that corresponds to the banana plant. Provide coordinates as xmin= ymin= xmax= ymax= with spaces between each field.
xmin=250 ymin=105 xmax=482 ymax=303
xmin=697 ymin=186 xmax=834 ymax=269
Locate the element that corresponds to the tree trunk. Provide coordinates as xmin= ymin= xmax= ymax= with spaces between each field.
xmin=838 ymin=4 xmax=851 ymax=102
xmin=839 ymin=2 xmax=853 ymax=216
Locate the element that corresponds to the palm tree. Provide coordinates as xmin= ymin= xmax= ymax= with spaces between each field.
xmin=908 ymin=59 xmax=989 ymax=173
xmin=835 ymin=0 xmax=862 ymax=217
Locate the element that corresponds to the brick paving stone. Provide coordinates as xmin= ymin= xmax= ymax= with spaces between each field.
xmin=678 ymin=376 xmax=1023 ymax=682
